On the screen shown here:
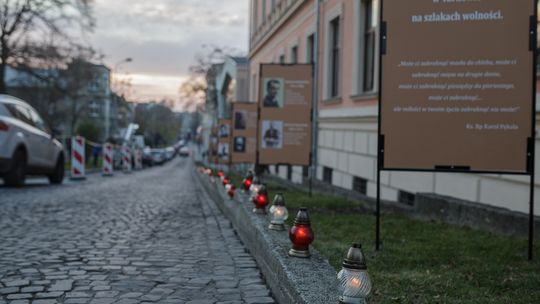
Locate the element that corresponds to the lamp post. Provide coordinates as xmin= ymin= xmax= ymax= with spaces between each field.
xmin=106 ymin=57 xmax=133 ymax=140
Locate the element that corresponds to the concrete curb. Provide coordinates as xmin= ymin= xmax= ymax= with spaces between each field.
xmin=194 ymin=171 xmax=339 ymax=304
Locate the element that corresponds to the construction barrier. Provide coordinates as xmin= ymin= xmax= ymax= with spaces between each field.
xmin=102 ymin=143 xmax=114 ymax=176
xmin=70 ymin=136 xmax=86 ymax=180
xmin=123 ymin=145 xmax=132 ymax=173
xmin=135 ymin=149 xmax=143 ymax=170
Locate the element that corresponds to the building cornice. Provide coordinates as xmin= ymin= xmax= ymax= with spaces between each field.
xmin=249 ymin=0 xmax=307 ymax=59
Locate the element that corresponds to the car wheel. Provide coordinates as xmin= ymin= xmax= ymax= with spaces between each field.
xmin=48 ymin=155 xmax=64 ymax=185
xmin=4 ymin=149 xmax=27 ymax=187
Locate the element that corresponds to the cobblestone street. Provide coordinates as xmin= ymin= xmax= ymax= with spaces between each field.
xmin=0 ymin=159 xmax=275 ymax=304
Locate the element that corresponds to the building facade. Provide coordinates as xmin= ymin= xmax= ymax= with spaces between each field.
xmin=249 ymin=0 xmax=540 ymax=217
xmin=5 ymin=61 xmax=131 ymax=141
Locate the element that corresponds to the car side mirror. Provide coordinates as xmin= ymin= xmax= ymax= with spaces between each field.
xmin=51 ymin=128 xmax=61 ymax=139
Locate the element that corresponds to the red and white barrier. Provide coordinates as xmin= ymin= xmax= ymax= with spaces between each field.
xmin=71 ymin=136 xmax=86 ymax=180
xmin=134 ymin=149 xmax=143 ymax=170
xmin=123 ymin=145 xmax=132 ymax=173
xmin=102 ymin=143 xmax=114 ymax=176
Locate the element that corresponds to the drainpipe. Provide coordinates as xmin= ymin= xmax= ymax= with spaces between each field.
xmin=309 ymin=0 xmax=321 ymax=196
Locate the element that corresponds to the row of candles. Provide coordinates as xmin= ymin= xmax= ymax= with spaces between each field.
xmin=199 ymin=167 xmax=373 ymax=304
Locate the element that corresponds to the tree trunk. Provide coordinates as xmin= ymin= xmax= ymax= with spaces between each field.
xmin=0 ymin=37 xmax=8 ymax=94
xmin=0 ymin=62 xmax=6 ymax=94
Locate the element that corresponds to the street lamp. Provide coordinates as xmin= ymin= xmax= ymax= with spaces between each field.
xmin=106 ymin=57 xmax=133 ymax=140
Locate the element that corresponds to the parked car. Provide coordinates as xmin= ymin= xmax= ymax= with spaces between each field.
xmin=0 ymin=94 xmax=65 ymax=186
xmin=164 ymin=147 xmax=175 ymax=160
xmin=179 ymin=146 xmax=190 ymax=157
xmin=151 ymin=149 xmax=165 ymax=165
xmin=142 ymin=146 xmax=154 ymax=167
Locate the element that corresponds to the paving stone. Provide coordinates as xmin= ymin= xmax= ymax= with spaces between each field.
xmin=6 ymin=293 xmax=32 ymax=300
xmin=8 ymin=300 xmax=29 ymax=304
xmin=0 ymin=160 xmax=275 ymax=304
xmin=0 ymin=287 xmax=19 ymax=295
xmin=244 ymin=297 xmax=275 ymax=304
xmin=33 ymin=300 xmax=60 ymax=304
xmin=49 ymin=280 xmax=73 ymax=291
xmin=65 ymin=299 xmax=90 ymax=304
xmin=36 ymin=291 xmax=65 ymax=298
xmin=20 ymin=285 xmax=44 ymax=293
xmin=3 ymin=280 xmax=29 ymax=287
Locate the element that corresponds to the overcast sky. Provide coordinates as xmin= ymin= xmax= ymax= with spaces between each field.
xmin=90 ymin=0 xmax=249 ymax=106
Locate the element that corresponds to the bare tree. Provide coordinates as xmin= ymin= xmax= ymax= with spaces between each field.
xmin=178 ymin=45 xmax=243 ymax=112
xmin=0 ymin=0 xmax=94 ymax=93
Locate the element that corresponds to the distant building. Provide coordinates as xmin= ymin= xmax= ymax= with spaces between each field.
xmin=249 ymin=0 xmax=540 ymax=217
xmin=202 ymin=56 xmax=250 ymax=161
xmin=215 ymin=56 xmax=250 ymax=119
xmin=5 ymin=60 xmax=131 ymax=141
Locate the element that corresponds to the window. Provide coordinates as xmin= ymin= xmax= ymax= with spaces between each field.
xmin=303 ymin=166 xmax=309 ymax=177
xmin=360 ymin=0 xmax=378 ymax=93
xmin=306 ymin=34 xmax=315 ymax=64
xmin=353 ymin=177 xmax=368 ymax=195
xmin=271 ymin=0 xmax=276 ymax=11
xmin=275 ymin=165 xmax=279 ymax=174
xmin=287 ymin=165 xmax=292 ymax=180
xmin=253 ymin=0 xmax=259 ymax=27
xmin=290 ymin=46 xmax=298 ymax=64
xmin=262 ymin=0 xmax=266 ymax=20
xmin=398 ymin=190 xmax=416 ymax=206
xmin=323 ymin=166 xmax=333 ymax=184
xmin=28 ymin=108 xmax=48 ymax=133
xmin=329 ymin=17 xmax=341 ymax=98
xmin=14 ymin=105 xmax=34 ymax=126
xmin=279 ymin=54 xmax=285 ymax=64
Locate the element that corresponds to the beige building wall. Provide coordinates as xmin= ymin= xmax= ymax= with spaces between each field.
xmin=249 ymin=0 xmax=540 ymax=216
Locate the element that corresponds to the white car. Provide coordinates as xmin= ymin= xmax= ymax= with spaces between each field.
xmin=0 ymin=94 xmax=65 ymax=186
xmin=179 ymin=146 xmax=190 ymax=157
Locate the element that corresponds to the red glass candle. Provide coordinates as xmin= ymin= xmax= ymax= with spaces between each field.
xmin=227 ymin=186 xmax=235 ymax=199
xmin=253 ymin=193 xmax=268 ymax=209
xmin=289 ymin=208 xmax=314 ymax=258
xmin=243 ymin=178 xmax=252 ymax=191
xmin=218 ymin=170 xmax=224 ymax=178
xmin=222 ymin=177 xmax=229 ymax=186
xmin=242 ymin=171 xmax=254 ymax=191
xmin=252 ymin=184 xmax=268 ymax=213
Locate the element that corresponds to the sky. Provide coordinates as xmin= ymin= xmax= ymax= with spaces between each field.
xmin=90 ymin=0 xmax=249 ymax=109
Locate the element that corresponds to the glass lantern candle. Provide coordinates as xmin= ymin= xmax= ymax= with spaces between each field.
xmin=268 ymin=193 xmax=289 ymax=230
xmin=337 ymin=244 xmax=372 ymax=304
xmin=252 ymin=184 xmax=269 ymax=214
xmin=249 ymin=176 xmax=261 ymax=196
xmin=288 ymin=208 xmax=314 ymax=258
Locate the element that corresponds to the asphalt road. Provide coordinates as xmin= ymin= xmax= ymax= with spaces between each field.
xmin=0 ymin=158 xmax=275 ymax=304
